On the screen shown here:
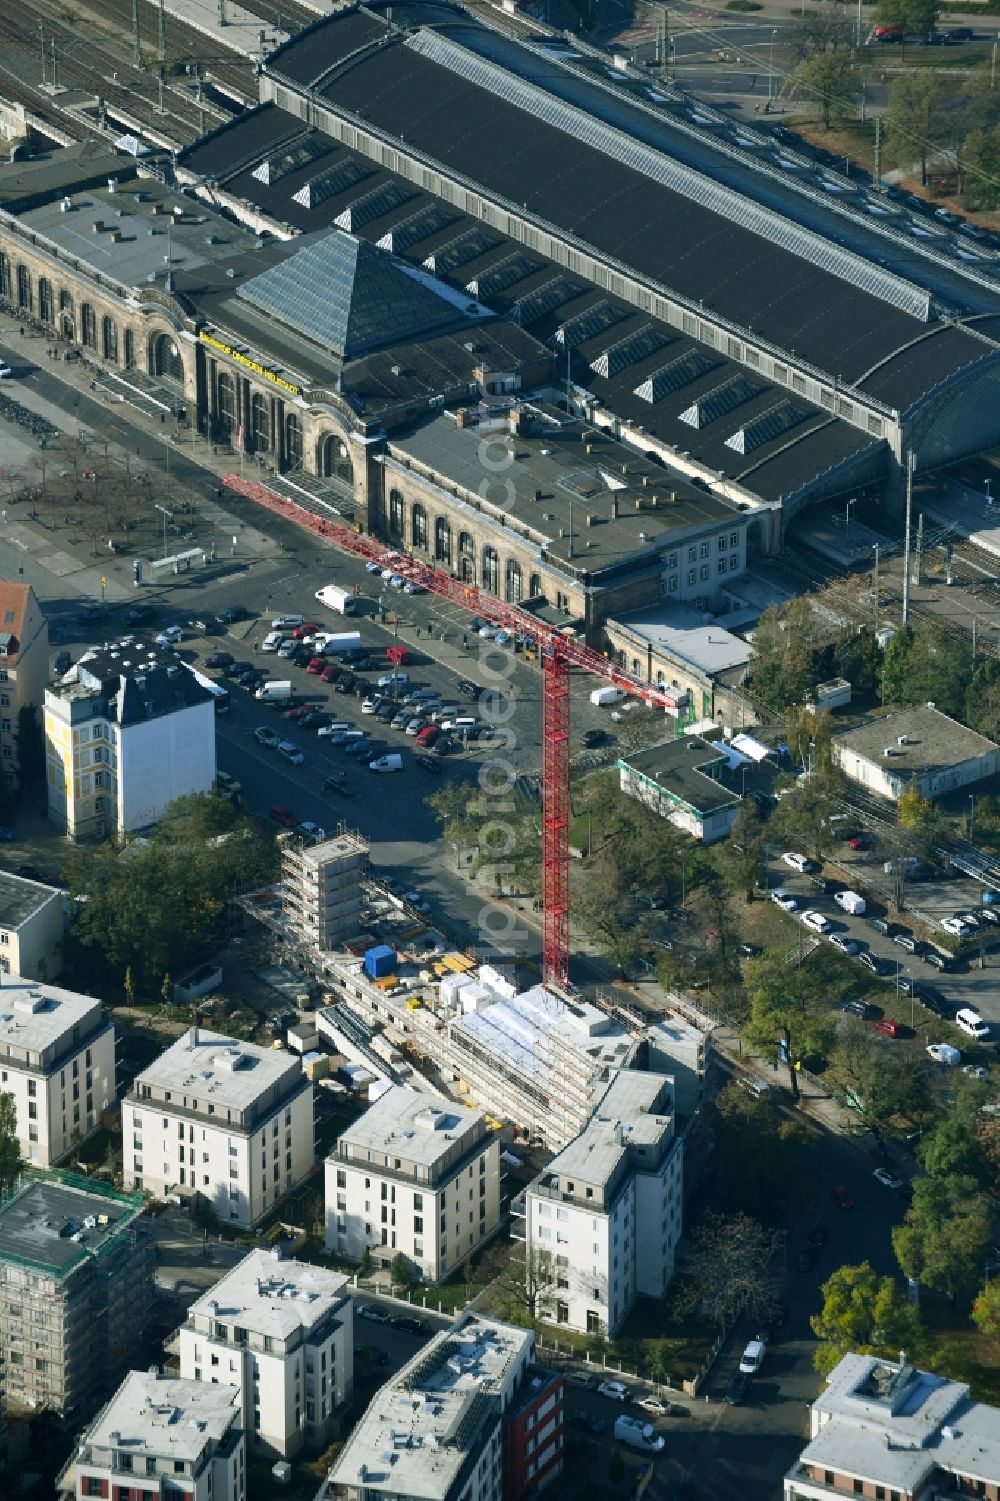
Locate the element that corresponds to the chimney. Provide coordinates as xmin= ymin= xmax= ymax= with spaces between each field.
xmin=109 ymin=230 xmax=121 ymax=244
xmin=91 ymin=220 xmax=104 ymax=233
xmin=634 ymin=499 xmax=642 ymax=511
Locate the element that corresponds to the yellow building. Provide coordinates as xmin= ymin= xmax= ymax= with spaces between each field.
xmin=0 ymin=580 xmax=48 ymax=790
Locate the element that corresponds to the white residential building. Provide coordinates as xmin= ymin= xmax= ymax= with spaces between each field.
xmin=0 ymin=579 xmax=48 ymax=791
xmin=785 ymin=1352 xmax=1000 ymax=1501
xmin=44 ymin=637 xmax=216 ymax=841
xmin=123 ymin=1026 xmax=314 ymax=1228
xmin=318 ymin=1314 xmax=546 ymax=1501
xmin=0 ymin=870 xmax=67 ymax=981
xmin=57 ymin=1371 xmax=245 ymax=1501
xmin=179 ymin=1249 xmax=353 ymax=1458
xmin=833 ymin=706 xmax=1000 ymax=803
xmin=520 ymin=1073 xmax=683 ymax=1337
xmin=325 ymin=1086 xmax=500 ymax=1281
xmin=0 ymin=974 xmax=115 ymax=1166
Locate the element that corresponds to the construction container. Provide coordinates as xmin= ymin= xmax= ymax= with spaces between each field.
xmin=364 ymin=943 xmax=397 ymax=979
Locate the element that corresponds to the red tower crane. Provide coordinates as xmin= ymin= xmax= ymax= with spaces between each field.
xmin=224 ymin=474 xmax=679 ymax=986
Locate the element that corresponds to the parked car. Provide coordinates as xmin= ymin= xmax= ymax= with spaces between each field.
xmin=636 ymin=1394 xmax=670 ymax=1415
xmin=956 ymin=1007 xmax=990 ymax=1041
xmin=254 ymin=726 xmax=279 ymax=748
xmin=581 ymin=728 xmax=607 ymax=747
xmin=271 ymin=614 xmax=305 ymax=630
xmin=831 ymin=1184 xmax=855 ymax=1211
xmin=875 ymin=1018 xmax=903 ymax=1038
xmin=739 ymin=1338 xmax=766 ymax=1375
xmin=800 ymin=909 xmax=830 ymax=933
xmin=841 ymin=999 xmax=877 ymax=1018
xmin=893 ymin=932 xmax=918 ymax=953
xmin=391 ymin=1315 xmax=429 ymax=1334
xmin=926 ymin=1042 xmax=961 ymax=1065
xmin=782 ymin=852 xmax=813 ymax=873
xmin=829 ymin=934 xmax=859 ymax=955
xmin=797 ymin=1245 xmax=817 ymax=1272
xmin=566 ymin=1371 xmax=597 ymax=1389
xmin=848 ymin=833 xmax=874 ymax=850
xmin=873 ymin=1167 xmax=904 ymax=1191
xmin=770 ymin=888 xmax=798 ymax=912
xmin=356 ymin=1304 xmax=390 ymax=1324
xmin=724 ymin=1371 xmax=750 ymax=1405
xmin=858 ymin=952 xmax=885 ymax=975
xmin=597 ymin=1381 xmax=629 ymax=1401
xmin=923 ymin=950 xmax=952 ymax=972
xmin=269 ymin=805 xmax=298 ymax=827
xmin=155 ymin=625 xmax=183 ymax=647
xmin=869 ymin=915 xmax=891 ymax=936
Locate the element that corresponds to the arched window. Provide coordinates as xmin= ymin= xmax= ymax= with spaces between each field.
xmin=16 ymin=266 xmax=31 ymax=314
xmin=458 ymin=531 xmax=475 ymax=561
xmin=388 ymin=488 xmax=404 ymax=536
xmin=123 ymin=329 xmax=135 ymax=367
xmin=0 ymin=254 xmax=10 ymax=300
xmin=59 ymin=290 xmax=74 ymax=340
xmin=321 ymin=432 xmax=353 ymax=486
xmin=412 ymin=504 xmax=428 ymax=551
xmin=251 ymin=393 xmax=270 ymax=454
xmin=631 ymin=658 xmax=640 ymax=676
xmin=152 ymin=332 xmax=183 ymax=383
xmin=285 ymin=412 xmax=302 ymax=469
xmin=528 ymin=572 xmax=542 ymax=599
xmin=482 ymin=545 xmax=499 ymax=595
xmin=38 ymin=278 xmax=52 ymax=325
xmin=81 ymin=303 xmax=96 ymax=350
xmin=102 ymin=316 xmax=118 ymax=364
xmin=505 ymin=559 xmax=522 ymax=604
xmin=216 ymin=372 xmax=235 ymax=436
xmin=435 ymin=517 xmax=451 ymax=565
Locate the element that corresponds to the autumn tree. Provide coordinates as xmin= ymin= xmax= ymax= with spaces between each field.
xmin=811 ymin=1262 xmax=924 ymax=1374
xmin=971 ymin=1280 xmax=1000 ymax=1340
xmin=829 ymin=1019 xmax=926 ymax=1151
xmin=794 ymin=53 xmax=859 ymax=131
xmin=686 ymin=1212 xmax=780 ymax=1329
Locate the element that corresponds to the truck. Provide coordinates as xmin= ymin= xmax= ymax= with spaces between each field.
xmin=613 ymin=1416 xmax=665 ymax=1454
xmin=319 ymin=631 xmax=363 ymax=657
xmin=590 ymin=685 xmax=625 ymax=707
xmin=255 ymin=679 xmax=294 ymax=703
xmin=315 ymin=584 xmax=358 ymax=616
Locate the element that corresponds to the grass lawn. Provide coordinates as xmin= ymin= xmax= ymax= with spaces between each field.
xmin=920 ymin=1300 xmax=1000 ymax=1406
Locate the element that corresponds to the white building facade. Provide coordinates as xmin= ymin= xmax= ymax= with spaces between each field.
xmin=123 ymin=1027 xmax=314 ymax=1228
xmin=0 ymin=871 xmax=66 ymax=981
xmin=179 ymin=1250 xmax=353 ymax=1458
xmin=58 ymin=1371 xmax=245 ymax=1501
xmin=520 ymin=1073 xmax=682 ymax=1337
xmin=325 ymin=1086 xmax=500 ymax=1281
xmin=0 ymin=975 xmax=115 ymax=1166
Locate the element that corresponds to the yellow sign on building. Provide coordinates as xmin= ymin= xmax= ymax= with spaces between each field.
xmin=198 ymin=332 xmax=301 ymax=397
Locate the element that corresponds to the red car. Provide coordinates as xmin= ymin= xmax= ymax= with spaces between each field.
xmin=849 ymin=834 xmax=874 ymax=851
xmin=416 ymin=725 xmax=440 ymax=747
xmin=306 ymin=657 xmax=326 ymax=674
xmin=292 ymin=622 xmax=322 ymax=640
xmin=270 ymin=805 xmax=298 ymax=827
xmin=831 ymin=1184 xmax=855 ymax=1212
xmin=321 ymin=664 xmax=338 ymax=682
xmin=284 ymin=705 xmax=309 ymax=720
xmin=875 ymin=1018 xmax=903 ymax=1038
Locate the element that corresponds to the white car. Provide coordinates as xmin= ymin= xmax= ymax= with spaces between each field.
xmin=956 ymin=1007 xmax=990 ymax=1041
xmin=770 ymin=888 xmax=798 ymax=912
xmin=872 ymin=1167 xmax=904 ymax=1191
xmin=739 ymin=1338 xmax=766 ymax=1375
xmin=781 ymin=852 xmax=812 ymax=873
xmin=828 ymin=934 xmax=859 ymax=955
xmin=927 ymin=1043 xmax=961 ymax=1066
xmin=478 ymin=624 xmax=499 ymax=639
xmin=800 ymin=909 xmax=830 ymax=933
xmin=271 ymin=614 xmax=304 ymax=629
xmin=0 ymin=364 xmax=12 ymax=379
xmin=361 ymin=698 xmax=380 ymax=715
xmin=597 ymin=1380 xmax=629 ymax=1401
xmin=356 ymin=1304 xmax=390 ymax=1323
xmin=155 ymin=625 xmax=183 ymax=647
xmin=941 ymin=918 xmax=970 ymax=937
xmin=636 ymin=1394 xmax=669 ymax=1416
xmin=963 ymin=1064 xmax=989 ymax=1080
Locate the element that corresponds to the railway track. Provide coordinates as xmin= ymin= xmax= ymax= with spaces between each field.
xmin=80 ymin=0 xmax=257 ymax=100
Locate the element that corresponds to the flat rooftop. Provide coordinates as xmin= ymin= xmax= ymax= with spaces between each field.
xmin=0 ymin=873 xmax=62 ymax=931
xmin=541 ymin=1072 xmax=673 ymax=1190
xmin=0 ymin=1175 xmax=143 ymax=1275
xmin=452 ymin=983 xmax=636 ymax=1080
xmin=187 ymin=1249 xmax=349 ymax=1340
xmin=621 ymin=735 xmax=741 ymax=813
xmin=133 ymin=1026 xmax=304 ymax=1112
xmin=328 ymin=1314 xmax=531 ymax=1500
xmin=0 ymin=975 xmax=102 ymax=1056
xmin=834 ymin=705 xmax=998 ymax=774
xmin=607 ymin=605 xmax=752 ymax=677
xmin=337 ymin=1085 xmax=487 ymax=1167
xmin=87 ymin=1372 xmax=239 ymax=1463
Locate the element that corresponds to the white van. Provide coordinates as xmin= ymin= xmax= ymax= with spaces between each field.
xmin=369 ymin=753 xmax=403 ymax=772
xmin=955 ymin=1008 xmax=990 ymax=1041
xmin=277 ymin=741 xmax=305 ymax=766
xmin=261 ymin=630 xmax=284 ymax=653
xmin=834 ymin=890 xmax=866 ymax=915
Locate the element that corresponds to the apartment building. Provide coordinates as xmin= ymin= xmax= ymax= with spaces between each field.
xmin=318 ymin=1314 xmax=561 ymax=1501
xmin=520 ymin=1073 xmax=683 ymax=1337
xmin=0 ymin=1171 xmax=154 ymax=1422
xmin=325 ymin=1086 xmax=500 ymax=1282
xmin=0 ymin=580 xmax=48 ymax=791
xmin=0 ymin=870 xmax=66 ymax=981
xmin=123 ymin=1026 xmax=314 ymax=1228
xmin=282 ymin=832 xmax=368 ymax=950
xmin=0 ymin=973 xmax=116 ymax=1166
xmin=785 ymin=1352 xmax=1000 ymax=1501
xmin=179 ymin=1249 xmax=353 ymax=1459
xmin=57 ymin=1371 xmax=245 ymax=1501
xmin=501 ymin=1361 xmax=564 ymax=1501
xmin=44 ymin=637 xmax=215 ymax=841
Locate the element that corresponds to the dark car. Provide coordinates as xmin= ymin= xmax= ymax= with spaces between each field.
xmin=416 ymin=755 xmax=442 ymax=775
xmin=54 ymin=649 xmax=72 ymax=674
xmin=738 ymin=942 xmax=762 ymax=959
xmin=923 ymin=950 xmax=951 ymax=972
xmin=921 ymin=986 xmax=958 ymax=1020
xmin=392 ymin=1315 xmax=429 ymax=1334
xmin=841 ymin=999 xmax=877 ymax=1018
xmin=581 ymin=728 xmax=606 ymax=748
xmin=858 ymin=952 xmax=885 ymax=975
xmin=223 ymin=660 xmax=251 ymax=679
xmin=205 ymin=651 xmax=234 ymax=669
xmin=219 ymin=605 xmax=249 ymax=624
xmin=806 ymin=1224 xmax=829 ymax=1248
xmin=124 ymin=603 xmax=156 ymax=625
xmin=947 ymin=25 xmax=973 ymax=38
xmin=869 ymin=916 xmax=891 ymax=936
xmin=893 ymin=931 xmax=918 ymax=953
xmin=797 ymin=1245 xmax=817 ymax=1272
xmin=807 ymin=874 xmax=838 ymax=895
xmin=334 ymin=673 xmax=356 ymax=694
xmin=724 ymin=1371 xmax=750 ymax=1405
xmin=189 ymin=615 xmax=220 ymax=635
xmin=458 ymin=679 xmax=480 ymax=699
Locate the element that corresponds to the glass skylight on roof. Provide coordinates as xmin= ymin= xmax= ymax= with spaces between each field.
xmin=634 ymin=349 xmax=721 ymax=403
xmin=555 ymin=299 xmax=629 ymax=349
xmin=291 ymin=159 xmax=374 ymax=210
xmin=590 ymin=323 xmax=672 ymax=379
xmin=508 ymin=275 xmax=582 ymax=327
xmin=377 ymin=203 xmax=459 ymax=254
xmin=251 ymin=137 xmax=328 ymax=187
xmin=424 ymin=227 xmax=502 ymax=276
xmin=467 ymin=251 xmax=541 ymax=299
xmin=725 ymin=399 xmax=810 ymax=453
xmin=678 ymin=373 xmax=764 ymax=428
xmin=335 ymin=181 xmax=418 ymax=233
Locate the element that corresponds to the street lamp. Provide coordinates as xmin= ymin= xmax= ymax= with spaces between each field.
xmin=768 ymin=29 xmax=778 ymax=104
xmin=969 ymin=794 xmax=976 ymax=840
xmin=845 ymin=496 xmax=857 ymax=537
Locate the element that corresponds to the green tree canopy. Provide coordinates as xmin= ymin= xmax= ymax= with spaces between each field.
xmin=829 ymin=1019 xmax=926 ymax=1150
xmin=892 ymin=1174 xmax=992 ymax=1300
xmin=880 ymin=620 xmax=971 ymax=719
xmin=794 ymin=53 xmax=860 ymax=130
xmin=886 ymin=72 xmax=950 ymax=185
xmin=811 ymin=1262 xmax=924 ymax=1374
xmin=0 ymin=1092 xmax=20 ymax=1193
xmin=875 ymin=0 xmax=939 ymax=35
xmin=712 ymin=1082 xmax=815 ymax=1221
xmin=918 ymin=1116 xmax=987 ymax=1186
xmin=971 ymin=1279 xmax=1000 ymax=1340
xmin=741 ymin=955 xmax=835 ymax=1096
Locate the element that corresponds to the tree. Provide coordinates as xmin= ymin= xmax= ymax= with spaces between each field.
xmin=749 ymin=601 xmax=823 ymax=716
xmin=892 ymin=1175 xmax=992 ymax=1301
xmin=964 ymin=659 xmax=1000 ymax=741
xmin=918 ymin=1116 xmax=986 ymax=1186
xmin=794 ymin=52 xmax=859 ymax=130
xmin=0 ymin=1092 xmax=21 ymax=1193
xmin=828 ymin=1020 xmax=926 ymax=1151
xmin=971 ymin=1280 xmax=1000 ymax=1340
xmin=712 ymin=1082 xmax=815 ymax=1222
xmin=897 ymin=785 xmax=934 ymax=832
xmin=810 ymin=1262 xmax=924 ymax=1374
xmin=875 ymin=0 xmax=939 ymax=35
xmin=886 ymin=72 xmax=950 ymax=185
xmin=390 ymin=1252 xmax=415 ymax=1287
xmin=880 ymin=623 xmax=915 ymax=705
xmin=880 ymin=620 xmax=970 ymax=719
xmin=789 ymin=5 xmax=854 ymax=63
xmin=487 ymin=1246 xmax=559 ymax=1327
xmin=715 ymin=801 xmax=767 ymax=904
xmin=741 ymin=955 xmax=834 ymax=1098
xmin=686 ymin=1212 xmax=780 ymax=1328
